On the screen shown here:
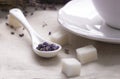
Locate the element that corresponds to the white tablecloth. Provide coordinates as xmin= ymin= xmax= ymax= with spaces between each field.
xmin=0 ymin=10 xmax=120 ymax=79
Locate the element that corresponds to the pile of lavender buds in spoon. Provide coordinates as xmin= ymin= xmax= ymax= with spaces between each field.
xmin=36 ymin=42 xmax=59 ymax=51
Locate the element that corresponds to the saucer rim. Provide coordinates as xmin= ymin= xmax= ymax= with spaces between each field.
xmin=58 ymin=10 xmax=120 ymax=44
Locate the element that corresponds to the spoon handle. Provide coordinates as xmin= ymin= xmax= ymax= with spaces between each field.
xmin=9 ymin=8 xmax=43 ymax=41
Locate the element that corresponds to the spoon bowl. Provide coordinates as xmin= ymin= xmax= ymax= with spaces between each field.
xmin=9 ymin=8 xmax=62 ymax=58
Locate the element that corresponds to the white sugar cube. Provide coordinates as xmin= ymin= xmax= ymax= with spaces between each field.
xmin=76 ymin=45 xmax=98 ymax=64
xmin=61 ymin=58 xmax=81 ymax=77
xmin=8 ymin=14 xmax=22 ymax=29
xmin=49 ymin=31 xmax=68 ymax=46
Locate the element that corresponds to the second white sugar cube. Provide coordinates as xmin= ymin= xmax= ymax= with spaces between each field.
xmin=8 ymin=14 xmax=22 ymax=29
xmin=62 ymin=58 xmax=81 ymax=77
xmin=76 ymin=45 xmax=98 ymax=64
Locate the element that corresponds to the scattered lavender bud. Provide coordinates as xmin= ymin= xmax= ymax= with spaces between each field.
xmin=64 ymin=49 xmax=69 ymax=54
xmin=24 ymin=14 xmax=27 ymax=17
xmin=35 ymin=7 xmax=38 ymax=10
xmin=24 ymin=10 xmax=28 ymax=14
xmin=42 ymin=23 xmax=47 ymax=27
xmin=41 ymin=6 xmax=46 ymax=10
xmin=48 ymin=32 xmax=51 ymax=35
xmin=5 ymin=23 xmax=9 ymax=26
xmin=43 ymin=7 xmax=46 ymax=10
xmin=5 ymin=16 xmax=8 ymax=19
xmin=19 ymin=33 xmax=24 ymax=37
xmin=48 ymin=4 xmax=57 ymax=10
xmin=23 ymin=28 xmax=25 ymax=30
xmin=31 ymin=12 xmax=34 ymax=15
xmin=11 ymin=32 xmax=15 ymax=35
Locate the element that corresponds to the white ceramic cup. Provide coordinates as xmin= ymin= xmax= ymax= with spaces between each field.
xmin=92 ymin=0 xmax=120 ymax=29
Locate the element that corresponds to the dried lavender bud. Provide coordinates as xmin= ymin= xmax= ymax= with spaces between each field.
xmin=36 ymin=46 xmax=41 ymax=50
xmin=11 ymin=32 xmax=15 ymax=35
xmin=48 ymin=4 xmax=57 ymax=10
xmin=64 ymin=49 xmax=69 ymax=54
xmin=52 ymin=46 xmax=59 ymax=50
xmin=42 ymin=23 xmax=47 ymax=27
xmin=41 ymin=5 xmax=46 ymax=10
xmin=23 ymin=11 xmax=28 ymax=17
xmin=23 ymin=28 xmax=25 ymax=30
xmin=35 ymin=7 xmax=38 ymax=10
xmin=24 ymin=14 xmax=27 ymax=17
xmin=38 ymin=44 xmax=43 ymax=48
xmin=41 ymin=48 xmax=46 ymax=51
xmin=50 ymin=44 xmax=55 ymax=48
xmin=36 ymin=42 xmax=59 ymax=51
xmin=43 ymin=42 xmax=49 ymax=46
xmin=5 ymin=16 xmax=8 ymax=19
xmin=19 ymin=33 xmax=24 ymax=37
xmin=42 ymin=7 xmax=46 ymax=10
xmin=24 ymin=10 xmax=28 ymax=14
xmin=45 ymin=46 xmax=51 ymax=51
xmin=48 ymin=32 xmax=51 ymax=35
xmin=31 ymin=12 xmax=34 ymax=15
xmin=50 ymin=44 xmax=56 ymax=50
xmin=5 ymin=23 xmax=9 ymax=26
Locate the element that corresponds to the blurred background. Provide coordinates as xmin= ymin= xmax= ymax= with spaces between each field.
xmin=0 ymin=0 xmax=70 ymax=11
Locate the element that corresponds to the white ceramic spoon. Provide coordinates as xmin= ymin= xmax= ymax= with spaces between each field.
xmin=9 ymin=8 xmax=62 ymax=58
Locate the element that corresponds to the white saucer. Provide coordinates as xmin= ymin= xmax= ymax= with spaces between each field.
xmin=58 ymin=0 xmax=120 ymax=44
